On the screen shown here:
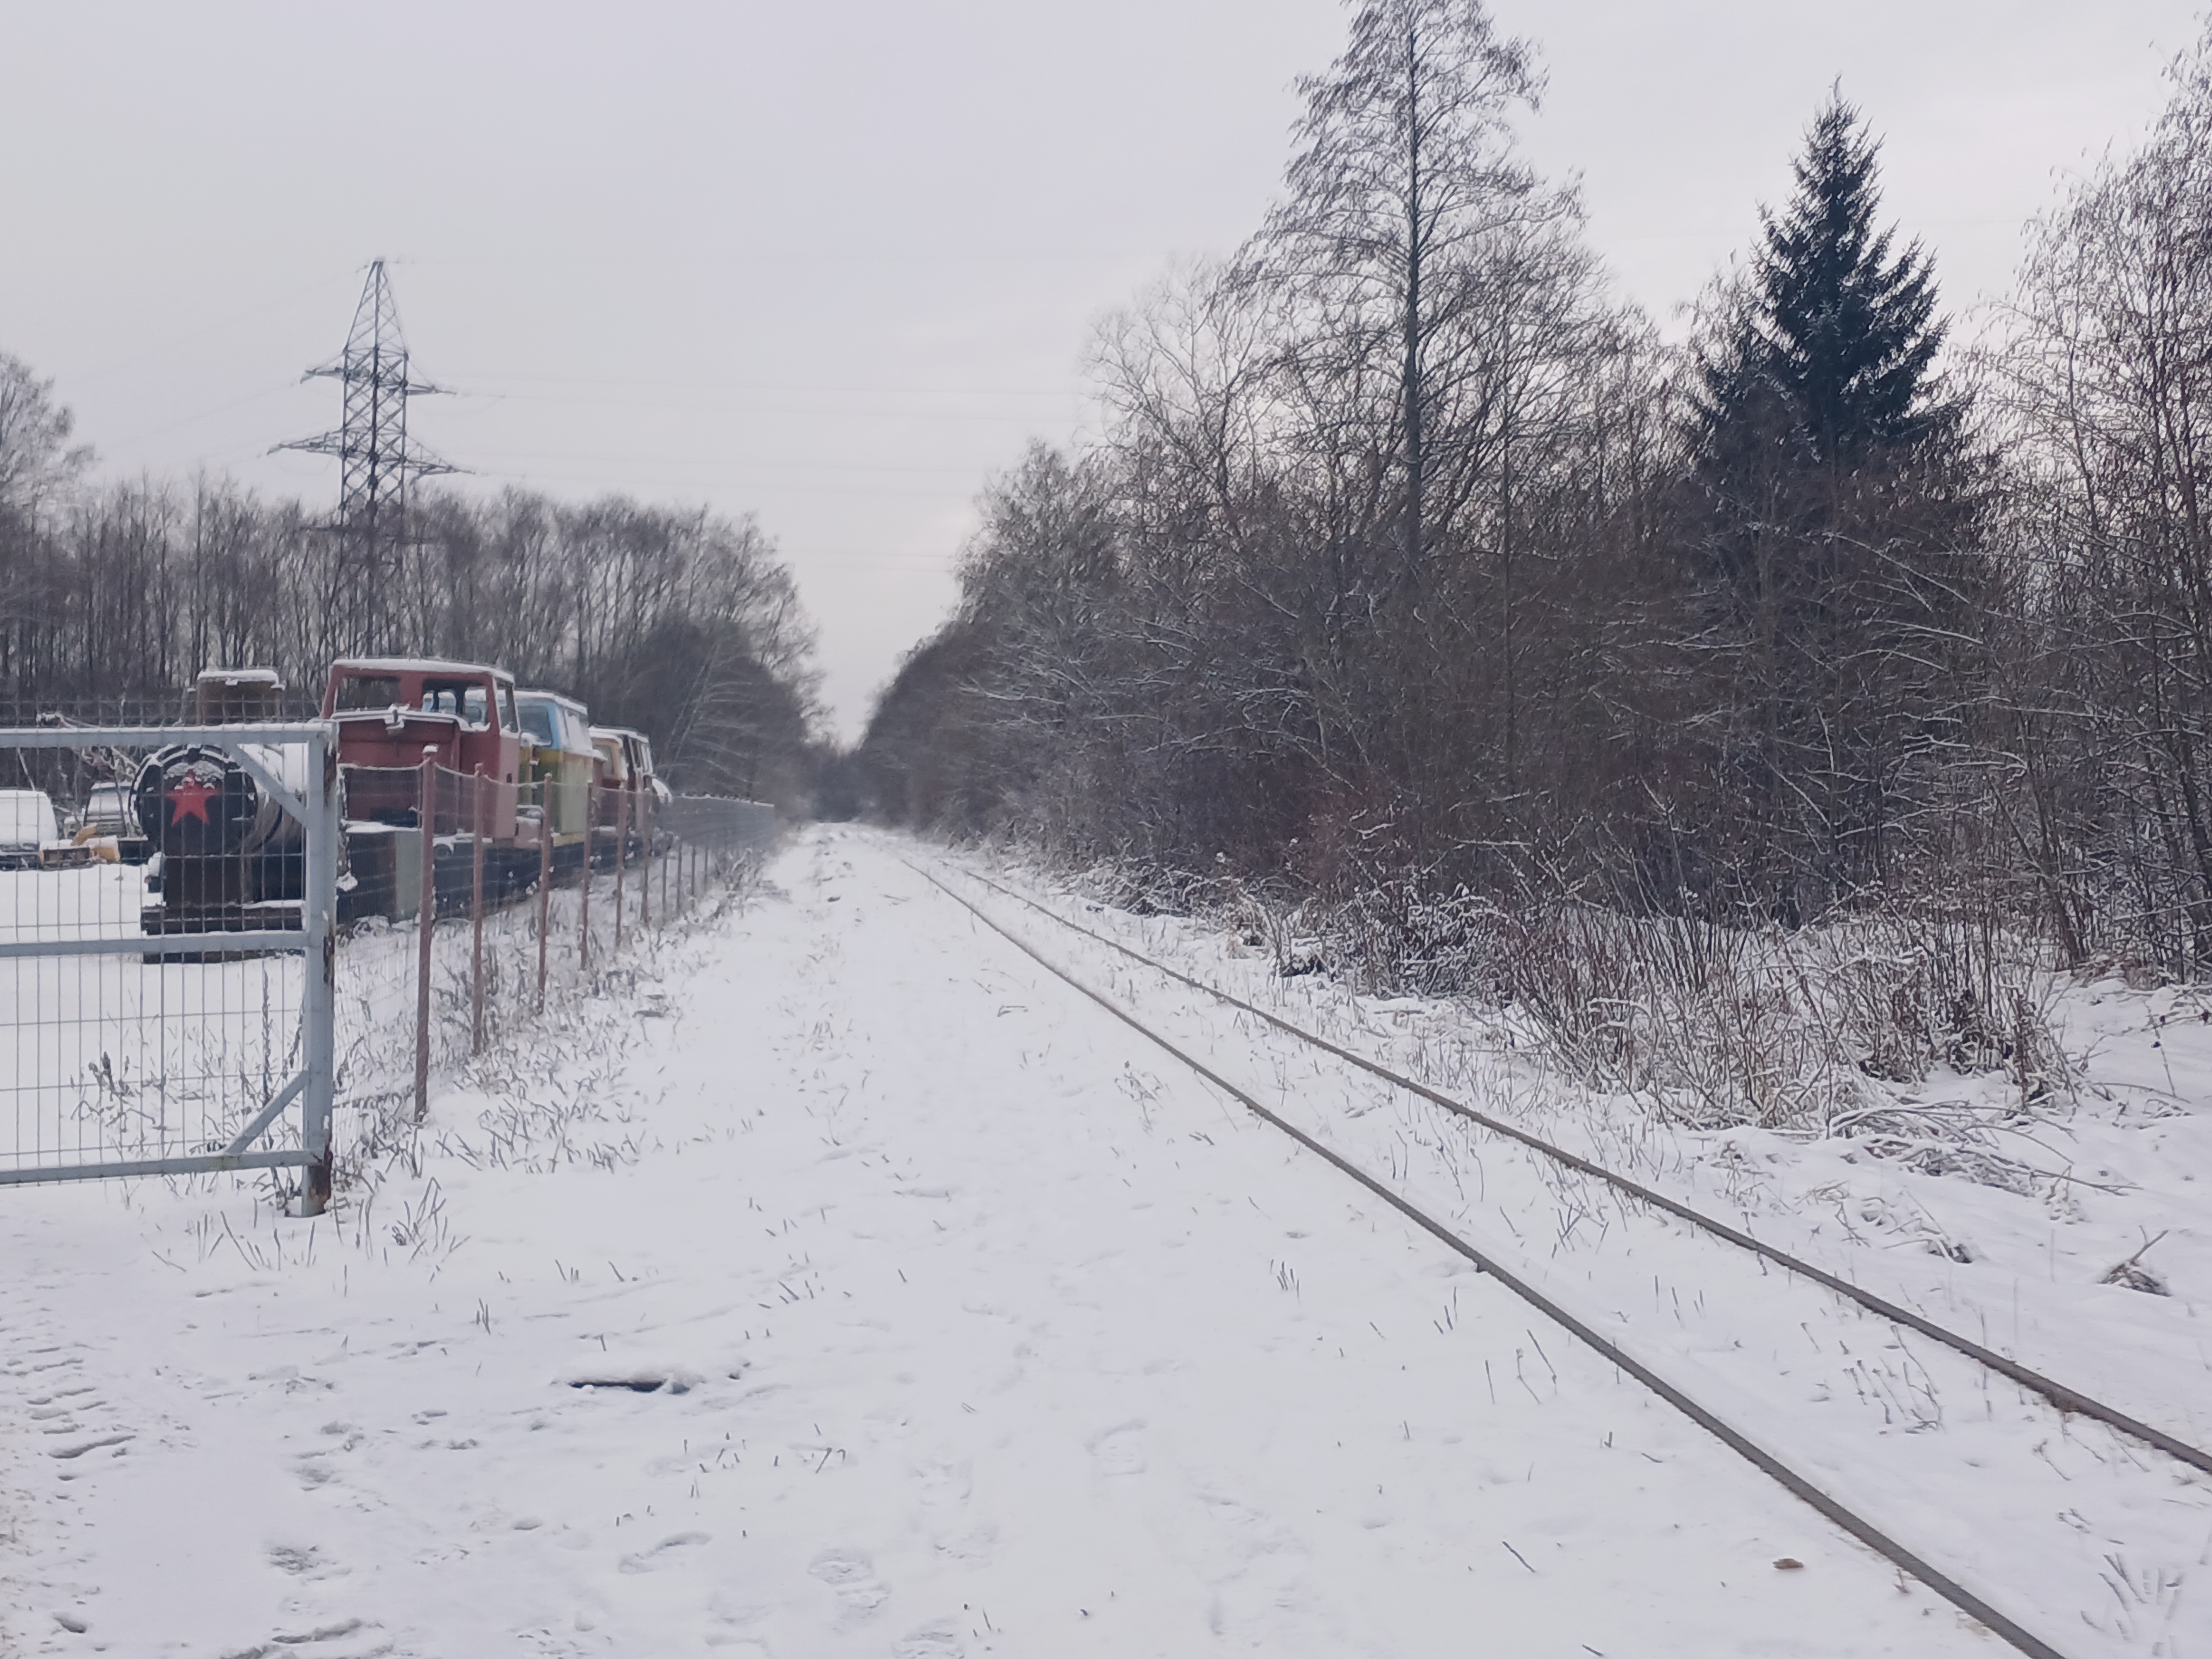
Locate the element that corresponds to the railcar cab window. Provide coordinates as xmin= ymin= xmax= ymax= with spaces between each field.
xmin=519 ymin=701 xmax=558 ymax=745
xmin=498 ymin=685 xmax=519 ymax=733
xmin=415 ymin=679 xmax=488 ymax=726
xmin=333 ymin=674 xmax=402 ymax=712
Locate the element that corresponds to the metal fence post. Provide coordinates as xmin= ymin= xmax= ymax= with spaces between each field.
xmin=641 ymin=791 xmax=652 ymax=929
xmin=579 ymin=786 xmax=593 ymax=972
xmin=614 ymin=785 xmax=628 ymax=953
xmin=536 ymin=799 xmax=551 ymax=1014
xmin=414 ymin=750 xmax=437 ymax=1123
xmin=300 ymin=727 xmax=339 ymax=1217
xmin=471 ymin=765 xmax=486 ymax=1056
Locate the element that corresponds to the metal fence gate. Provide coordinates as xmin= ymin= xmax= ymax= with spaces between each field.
xmin=0 ymin=723 xmax=337 ymax=1214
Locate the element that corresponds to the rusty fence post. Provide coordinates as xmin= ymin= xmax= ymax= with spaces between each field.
xmin=414 ymin=751 xmax=438 ymax=1123
xmin=641 ymin=792 xmax=653 ymax=929
xmin=471 ymin=766 xmax=486 ymax=1056
xmin=613 ymin=785 xmax=628 ymax=954
xmin=578 ymin=786 xmax=593 ymax=972
xmin=535 ymin=795 xmax=551 ymax=1014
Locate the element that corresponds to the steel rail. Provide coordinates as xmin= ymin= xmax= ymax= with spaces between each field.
xmin=911 ymin=860 xmax=2072 ymax=1659
xmin=940 ymin=859 xmax=2212 ymax=1483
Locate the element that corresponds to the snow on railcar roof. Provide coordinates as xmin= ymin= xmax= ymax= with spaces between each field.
xmin=515 ymin=686 xmax=588 ymax=712
xmin=327 ymin=656 xmax=516 ymax=680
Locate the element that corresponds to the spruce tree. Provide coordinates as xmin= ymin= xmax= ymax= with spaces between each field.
xmin=1696 ymin=92 xmax=1960 ymax=469
xmin=1675 ymin=92 xmax=1982 ymax=916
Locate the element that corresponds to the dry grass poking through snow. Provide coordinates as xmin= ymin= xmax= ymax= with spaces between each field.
xmin=1055 ymin=857 xmax=2074 ymax=1191
xmin=212 ymin=853 xmax=771 ymax=1255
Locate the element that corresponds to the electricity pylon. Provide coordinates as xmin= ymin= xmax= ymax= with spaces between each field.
xmin=278 ymin=260 xmax=456 ymax=657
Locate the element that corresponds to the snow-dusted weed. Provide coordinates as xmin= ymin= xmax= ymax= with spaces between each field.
xmin=1038 ymin=848 xmax=2080 ymax=1188
xmin=132 ymin=851 xmax=767 ymax=1275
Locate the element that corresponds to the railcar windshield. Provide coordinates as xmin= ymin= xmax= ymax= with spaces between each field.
xmin=518 ymin=701 xmax=558 ymax=745
xmin=417 ymin=678 xmax=487 ymax=725
xmin=333 ymin=674 xmax=402 ymax=712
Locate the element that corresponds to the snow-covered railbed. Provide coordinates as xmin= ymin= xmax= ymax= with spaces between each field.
xmin=930 ymin=849 xmax=2212 ymax=1426
xmin=0 ymin=827 xmax=2183 ymax=1655
xmin=923 ymin=839 xmax=2212 ymax=1656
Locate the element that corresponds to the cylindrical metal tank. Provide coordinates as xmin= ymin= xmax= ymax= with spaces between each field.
xmin=134 ymin=743 xmax=308 ymax=863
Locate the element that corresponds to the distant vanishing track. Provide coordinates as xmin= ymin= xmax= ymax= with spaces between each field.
xmin=909 ymin=854 xmax=2209 ymax=1659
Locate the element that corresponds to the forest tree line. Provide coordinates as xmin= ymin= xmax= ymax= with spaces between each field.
xmin=0 ymin=366 xmax=820 ymax=807
xmin=853 ymin=2 xmax=2212 ymax=982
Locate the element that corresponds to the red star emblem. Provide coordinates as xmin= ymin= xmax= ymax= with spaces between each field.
xmin=166 ymin=776 xmax=218 ymax=827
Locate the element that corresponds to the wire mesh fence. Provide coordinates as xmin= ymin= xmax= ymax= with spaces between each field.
xmin=0 ymin=721 xmax=775 ymax=1207
xmin=0 ymin=722 xmax=335 ymax=1197
xmin=333 ymin=764 xmax=777 ymax=1125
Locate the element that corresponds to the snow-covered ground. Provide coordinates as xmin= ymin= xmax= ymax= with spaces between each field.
xmin=1 ymin=827 xmax=2205 ymax=1655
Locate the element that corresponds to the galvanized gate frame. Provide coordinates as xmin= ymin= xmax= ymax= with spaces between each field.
xmin=0 ymin=723 xmax=339 ymax=1215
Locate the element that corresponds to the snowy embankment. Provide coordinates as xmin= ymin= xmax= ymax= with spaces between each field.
xmin=0 ymin=826 xmax=2200 ymax=1655
xmin=940 ymin=843 xmax=2212 ymax=1445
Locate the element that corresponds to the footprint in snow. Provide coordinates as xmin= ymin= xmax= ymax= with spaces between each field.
xmin=808 ymin=1548 xmax=891 ymax=1623
xmin=619 ymin=1531 xmax=711 ymax=1574
xmin=268 ymin=1543 xmax=350 ymax=1582
xmin=292 ymin=1456 xmax=340 ymax=1489
xmin=912 ymin=1459 xmax=973 ymax=1507
xmin=48 ymin=1432 xmax=132 ymax=1461
xmin=892 ymin=1620 xmax=966 ymax=1658
xmin=1088 ymin=1420 xmax=1148 ymax=1476
xmin=933 ymin=1521 xmax=998 ymax=1564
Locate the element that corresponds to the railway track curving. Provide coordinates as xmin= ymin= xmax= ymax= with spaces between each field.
xmin=911 ymin=854 xmax=2212 ymax=1659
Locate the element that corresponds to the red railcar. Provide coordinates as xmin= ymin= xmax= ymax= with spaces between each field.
xmin=321 ymin=658 xmax=543 ymax=918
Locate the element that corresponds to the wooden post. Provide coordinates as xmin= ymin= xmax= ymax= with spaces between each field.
xmin=470 ymin=766 xmax=486 ymax=1056
xmin=613 ymin=785 xmax=628 ymax=953
xmin=414 ymin=751 xmax=437 ymax=1123
xmin=535 ymin=796 xmax=551 ymax=1014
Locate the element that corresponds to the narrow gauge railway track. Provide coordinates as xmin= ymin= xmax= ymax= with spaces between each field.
xmin=911 ymin=856 xmax=2210 ymax=1659
xmin=934 ymin=860 xmax=2212 ymax=1480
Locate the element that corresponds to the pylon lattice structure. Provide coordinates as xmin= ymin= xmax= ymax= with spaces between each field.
xmin=279 ymin=260 xmax=456 ymax=658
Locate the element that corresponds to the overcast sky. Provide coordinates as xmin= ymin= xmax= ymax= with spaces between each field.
xmin=4 ymin=2 xmax=2203 ymax=738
